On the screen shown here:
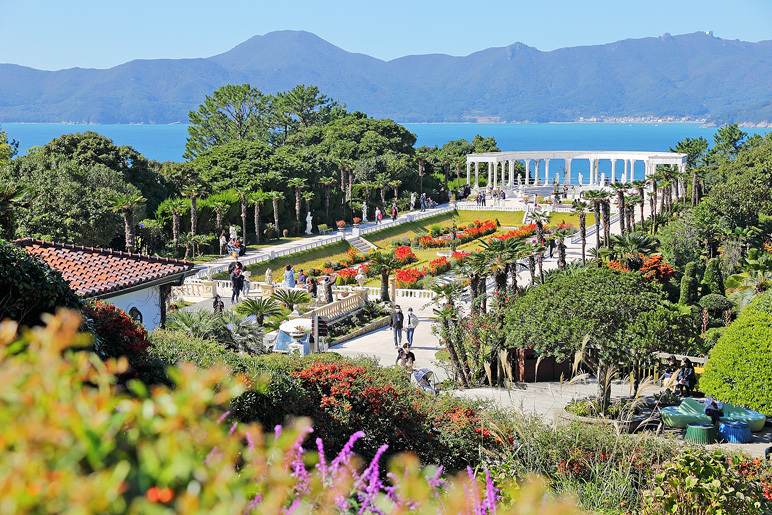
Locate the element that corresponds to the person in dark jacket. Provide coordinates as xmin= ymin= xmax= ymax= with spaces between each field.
xmin=230 ymin=267 xmax=245 ymax=303
xmin=389 ymin=305 xmax=404 ymax=348
xmin=213 ymin=294 xmax=225 ymax=313
xmin=672 ymin=357 xmax=697 ymax=396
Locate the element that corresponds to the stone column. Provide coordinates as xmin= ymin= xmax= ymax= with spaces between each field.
xmin=544 ymin=159 xmax=550 ymax=186
xmin=501 ymin=161 xmax=506 ymax=187
xmin=466 ymin=161 xmax=471 ymax=186
xmin=535 ymin=160 xmax=540 ymax=185
xmin=475 ymin=162 xmax=479 ymax=189
xmin=508 ymin=160 xmax=514 ymax=187
xmin=611 ymin=159 xmax=616 ymax=183
xmin=491 ymin=162 xmax=497 ymax=189
xmin=566 ymin=158 xmax=572 ymax=184
xmin=487 ymin=161 xmax=492 ymax=187
xmin=524 ymin=159 xmax=531 ymax=185
xmin=629 ymin=159 xmax=635 ymax=183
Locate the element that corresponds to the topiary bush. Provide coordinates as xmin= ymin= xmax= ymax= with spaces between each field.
xmin=702 ymin=257 xmax=725 ymax=296
xmin=700 ymin=290 xmax=772 ymax=415
xmin=0 ymin=239 xmax=81 ymax=327
xmin=679 ymin=261 xmax=699 ymax=305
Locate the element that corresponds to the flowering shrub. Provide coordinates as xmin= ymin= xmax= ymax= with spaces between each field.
xmin=336 ymin=220 xmax=346 ymax=229
xmin=83 ymin=299 xmax=151 ymax=366
xmin=639 ymin=254 xmax=676 ymax=284
xmin=346 ymin=247 xmax=366 ymax=264
xmin=427 ymin=256 xmax=451 ymax=275
xmin=607 ymin=260 xmax=630 ymax=273
xmin=335 ymin=268 xmax=359 ymax=285
xmin=395 ymin=267 xmax=427 ymax=288
xmin=0 ymin=312 xmax=581 ymax=514
xmin=417 ymin=220 xmax=498 ymax=248
xmin=394 ymin=246 xmax=417 ymax=265
xmin=451 ymin=250 xmax=470 ymax=263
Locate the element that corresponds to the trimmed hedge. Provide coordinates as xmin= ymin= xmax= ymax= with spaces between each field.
xmin=701 ymin=290 xmax=772 ymax=415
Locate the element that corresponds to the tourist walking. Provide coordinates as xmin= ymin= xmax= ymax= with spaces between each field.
xmin=389 ymin=305 xmax=404 ymax=348
xmin=405 ymin=307 xmax=419 ymax=347
xmin=230 ymin=266 xmax=245 ymax=303
xmin=391 ymin=203 xmax=399 ymax=221
xmin=481 ymin=191 xmax=486 ymax=206
xmin=476 ymin=194 xmax=481 ymax=206
xmin=420 ymin=193 xmax=426 ymax=212
xmin=323 ymin=275 xmax=334 ymax=304
xmin=219 ymin=232 xmax=227 ymax=255
xmin=242 ymin=270 xmax=251 ymax=296
xmin=375 ymin=207 xmax=382 ymax=224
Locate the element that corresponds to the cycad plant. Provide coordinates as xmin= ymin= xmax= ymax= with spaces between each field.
xmin=272 ymin=289 xmax=312 ymax=309
xmin=235 ymin=298 xmax=283 ymax=325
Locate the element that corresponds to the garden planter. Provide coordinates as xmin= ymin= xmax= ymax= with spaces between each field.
xmin=560 ymin=409 xmax=648 ymax=434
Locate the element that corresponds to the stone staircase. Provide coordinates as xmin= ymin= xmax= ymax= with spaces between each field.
xmin=347 ymin=236 xmax=376 ymax=254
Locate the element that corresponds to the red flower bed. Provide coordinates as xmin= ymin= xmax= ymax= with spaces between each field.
xmin=83 ymin=299 xmax=151 ymax=366
xmin=491 ymin=223 xmax=537 ymax=242
xmin=336 ymin=268 xmax=359 ymax=285
xmin=394 ymin=246 xmax=417 ymax=265
xmin=427 ymin=256 xmax=451 ymax=275
xmin=639 ymin=255 xmax=676 ymax=284
xmin=396 ymin=267 xmax=427 ymax=288
xmin=451 ymin=251 xmax=470 ymax=262
xmin=417 ymin=220 xmax=498 ymax=249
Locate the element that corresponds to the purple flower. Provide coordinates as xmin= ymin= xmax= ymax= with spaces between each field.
xmin=246 ymin=432 xmax=255 ymax=451
xmin=229 ymin=422 xmax=238 ymax=435
xmin=216 ymin=411 xmax=231 ymax=425
xmin=243 ymin=494 xmax=262 ymax=514
xmin=330 ymin=430 xmax=365 ymax=474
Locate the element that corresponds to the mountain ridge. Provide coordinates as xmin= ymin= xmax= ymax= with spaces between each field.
xmin=1 ymin=30 xmax=770 ymax=125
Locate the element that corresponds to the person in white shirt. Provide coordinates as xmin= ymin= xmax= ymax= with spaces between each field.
xmin=405 ymin=307 xmax=419 ymax=347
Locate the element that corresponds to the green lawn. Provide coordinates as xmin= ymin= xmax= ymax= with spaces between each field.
xmin=213 ymin=240 xmax=353 ymax=279
xmin=191 ymin=236 xmax=314 ymax=264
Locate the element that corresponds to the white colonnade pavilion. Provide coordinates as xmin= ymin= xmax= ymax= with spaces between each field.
xmin=465 ymin=151 xmax=687 ymax=190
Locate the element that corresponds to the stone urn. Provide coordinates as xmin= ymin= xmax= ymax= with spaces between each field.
xmin=355 ymin=271 xmax=367 ymax=287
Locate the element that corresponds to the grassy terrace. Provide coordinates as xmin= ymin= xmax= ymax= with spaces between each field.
xmin=212 ymin=210 xmax=595 ymax=280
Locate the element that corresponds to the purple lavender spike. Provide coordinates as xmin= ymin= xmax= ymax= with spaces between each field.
xmin=216 ymin=411 xmax=231 ymax=425
xmin=315 ymin=437 xmax=328 ymax=483
xmin=484 ymin=468 xmax=497 ymax=513
xmin=330 ymin=430 xmax=365 ymax=474
xmin=229 ymin=422 xmax=238 ymax=435
xmin=246 ymin=432 xmax=254 ymax=451
xmin=243 ymin=494 xmax=262 ymax=514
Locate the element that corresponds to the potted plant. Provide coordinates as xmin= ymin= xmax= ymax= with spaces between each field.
xmin=336 ymin=220 xmax=346 ymax=231
xmin=352 ymin=217 xmax=361 ymax=227
xmin=290 ymin=325 xmax=308 ymax=343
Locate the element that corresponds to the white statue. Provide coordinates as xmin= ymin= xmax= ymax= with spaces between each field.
xmin=410 ymin=192 xmax=416 ymax=211
xmin=600 ymin=172 xmax=606 ymax=186
xmin=305 ymin=212 xmax=313 ymax=235
xmin=578 ymin=173 xmax=583 ymax=185
xmin=361 ymin=202 xmax=368 ymax=223
xmin=264 ymin=268 xmax=273 ymax=285
xmin=517 ymin=175 xmax=522 ymax=186
xmin=229 ymin=225 xmax=238 ymax=240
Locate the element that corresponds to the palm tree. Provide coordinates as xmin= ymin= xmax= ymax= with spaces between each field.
xmin=182 ymin=186 xmax=203 ymax=236
xmin=609 ymin=182 xmax=627 ymax=234
xmin=533 ymin=243 xmax=547 ymax=284
xmin=249 ymin=191 xmax=269 ymax=245
xmin=302 ymin=191 xmax=314 ymax=221
xmin=583 ymin=190 xmax=603 ymax=250
xmin=375 ymin=173 xmax=390 ymax=207
xmin=430 ymin=281 xmax=471 ymax=387
xmin=417 ymin=156 xmax=426 ymax=195
xmin=504 ymin=239 xmax=530 ymax=294
xmin=0 ymin=185 xmax=36 ymax=239
xmin=266 ymin=191 xmax=284 ymax=239
xmin=571 ymin=201 xmax=590 ymax=264
xmin=597 ymin=191 xmax=612 ymax=247
xmin=209 ymin=199 xmax=230 ymax=244
xmin=108 ymin=194 xmax=146 ymax=253
xmin=632 ymin=180 xmax=646 ymax=226
xmin=288 ymin=177 xmax=306 ymax=230
xmin=368 ymin=250 xmax=401 ymax=303
xmin=319 ymin=176 xmax=335 ymax=226
xmin=646 ymin=170 xmax=661 ymax=222
xmin=389 ymin=179 xmax=402 ymax=202
xmin=165 ymin=198 xmax=186 ymax=253
xmin=479 ymin=238 xmax=512 ymax=301
xmin=552 ymin=229 xmax=572 ymax=269
xmin=627 ymin=195 xmax=642 ymax=232
xmin=526 ymin=210 xmax=550 ymax=280
xmin=609 ymin=232 xmax=658 ymax=271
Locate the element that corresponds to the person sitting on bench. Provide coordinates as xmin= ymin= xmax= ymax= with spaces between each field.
xmin=704 ymin=397 xmax=723 ymax=426
xmin=671 ymin=357 xmax=697 ymax=397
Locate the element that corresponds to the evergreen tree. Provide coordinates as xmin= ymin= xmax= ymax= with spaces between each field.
xmin=702 ymin=257 xmax=726 ymax=296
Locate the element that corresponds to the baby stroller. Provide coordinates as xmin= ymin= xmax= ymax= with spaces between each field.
xmin=410 ymin=368 xmax=439 ymax=395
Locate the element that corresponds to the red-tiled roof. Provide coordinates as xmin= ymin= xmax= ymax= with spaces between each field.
xmin=15 ymin=239 xmax=196 ymax=298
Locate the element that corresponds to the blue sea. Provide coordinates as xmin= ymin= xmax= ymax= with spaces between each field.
xmin=4 ymin=122 xmax=769 ymax=182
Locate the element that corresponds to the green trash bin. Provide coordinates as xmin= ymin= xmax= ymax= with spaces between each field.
xmin=684 ymin=422 xmax=717 ymax=444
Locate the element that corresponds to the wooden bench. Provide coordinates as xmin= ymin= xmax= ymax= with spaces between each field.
xmin=317 ymin=224 xmax=330 ymax=234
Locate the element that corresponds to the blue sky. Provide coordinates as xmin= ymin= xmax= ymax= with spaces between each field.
xmin=2 ymin=0 xmax=771 ymax=70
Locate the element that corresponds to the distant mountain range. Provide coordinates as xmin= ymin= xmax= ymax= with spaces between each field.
xmin=1 ymin=30 xmax=771 ymax=126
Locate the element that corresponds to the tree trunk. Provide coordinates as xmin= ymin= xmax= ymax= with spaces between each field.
xmin=295 ymin=188 xmax=302 ymax=225
xmin=476 ymin=277 xmax=487 ymax=312
xmin=538 ymin=253 xmax=544 ymax=284
xmin=579 ymin=214 xmax=586 ymax=264
xmin=442 ymin=317 xmax=469 ymax=387
xmin=691 ymin=170 xmax=699 ymax=206
xmin=380 ymin=187 xmax=387 ymax=207
xmin=617 ymin=193 xmax=626 ymax=234
xmin=558 ymin=241 xmax=566 ymax=269
xmin=172 ymin=212 xmax=180 ymax=253
xmin=603 ymin=201 xmax=611 ymax=247
xmin=273 ymin=198 xmax=280 ymax=237
xmin=528 ymin=255 xmax=536 ymax=285
xmin=190 ymin=196 xmax=198 ymax=237
xmin=380 ymin=269 xmax=390 ymax=302
xmin=254 ymin=202 xmax=261 ymax=245
xmin=325 ymin=187 xmax=330 ymax=226
xmin=597 ymin=362 xmax=611 ymax=414
xmin=593 ymin=202 xmax=601 ymax=249
xmin=241 ymin=193 xmax=247 ymax=243
xmin=124 ymin=210 xmax=135 ymax=253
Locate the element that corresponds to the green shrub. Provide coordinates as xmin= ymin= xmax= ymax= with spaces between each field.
xmin=679 ymin=261 xmax=699 ymax=305
xmin=699 ymin=293 xmax=733 ymax=313
xmin=701 ymin=290 xmax=772 ymax=415
xmin=0 ymin=239 xmax=81 ymax=327
xmin=702 ymin=327 xmax=724 ymax=351
xmin=702 ymin=257 xmax=725 ymax=296
xmin=642 ymin=448 xmax=771 ymax=514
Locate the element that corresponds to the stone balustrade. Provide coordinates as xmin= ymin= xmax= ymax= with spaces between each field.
xmin=300 ymin=289 xmax=368 ymax=322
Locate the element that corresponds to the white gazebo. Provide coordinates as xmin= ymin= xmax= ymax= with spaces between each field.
xmin=465 ymin=150 xmax=687 ymax=191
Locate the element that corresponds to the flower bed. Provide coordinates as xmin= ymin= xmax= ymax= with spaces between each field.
xmin=417 ymin=220 xmax=498 ymax=249
xmin=394 ymin=246 xmax=418 ymax=265
xmin=491 ymin=223 xmax=537 ymax=242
